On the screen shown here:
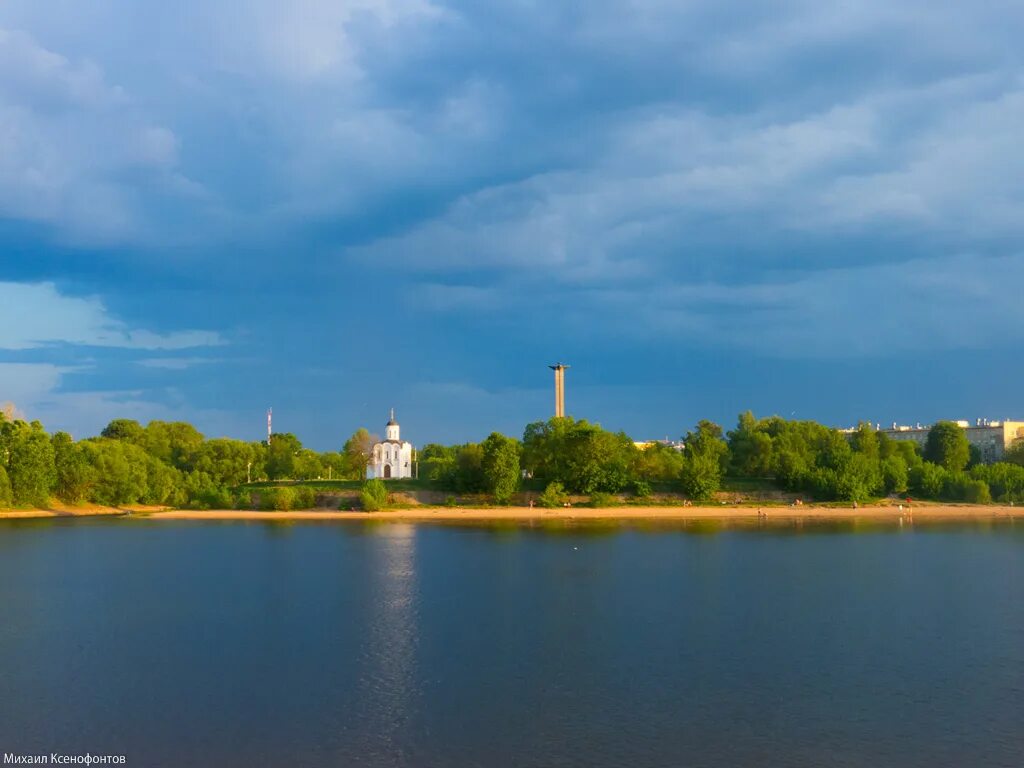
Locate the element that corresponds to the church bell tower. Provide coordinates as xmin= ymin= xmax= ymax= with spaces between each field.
xmin=385 ymin=408 xmax=400 ymax=441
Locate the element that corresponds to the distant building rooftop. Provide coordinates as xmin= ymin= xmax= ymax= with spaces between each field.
xmin=840 ymin=419 xmax=1024 ymax=463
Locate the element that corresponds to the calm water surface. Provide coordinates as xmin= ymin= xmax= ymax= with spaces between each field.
xmin=0 ymin=518 xmax=1022 ymax=767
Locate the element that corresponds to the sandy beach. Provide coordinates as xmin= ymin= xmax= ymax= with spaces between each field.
xmin=3 ymin=502 xmax=1021 ymax=523
xmin=0 ymin=504 xmax=164 ymax=520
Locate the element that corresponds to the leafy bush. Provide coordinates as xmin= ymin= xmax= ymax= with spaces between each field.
xmin=588 ymin=491 xmax=616 ymax=508
xmin=293 ymin=487 xmax=317 ymax=510
xmin=881 ymin=455 xmax=909 ymax=494
xmin=631 ymin=479 xmax=651 ymax=498
xmin=970 ymin=463 xmax=1024 ymax=503
xmin=206 ymin=486 xmax=235 ymax=510
xmin=679 ymin=452 xmax=722 ymax=501
xmin=258 ymin=487 xmax=295 ymax=511
xmin=444 ymin=495 xmax=458 ymax=507
xmin=910 ymin=463 xmax=948 ymax=498
xmin=360 ymin=479 xmax=388 ymax=511
xmin=538 ymin=481 xmax=569 ymax=508
xmin=481 ymin=432 xmax=521 ymax=503
xmin=943 ymin=474 xmax=991 ymax=504
xmin=962 ymin=479 xmax=991 ymax=504
xmin=272 ymin=487 xmax=295 ymax=511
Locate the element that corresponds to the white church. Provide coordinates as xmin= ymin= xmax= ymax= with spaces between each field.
xmin=368 ymin=409 xmax=415 ymax=480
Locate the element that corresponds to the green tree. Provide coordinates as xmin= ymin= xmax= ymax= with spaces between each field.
xmin=319 ymin=451 xmax=347 ymax=480
xmin=850 ymin=422 xmax=880 ymax=460
xmin=678 ymin=421 xmax=729 ymax=501
xmin=481 ymin=432 xmax=521 ymax=503
xmin=0 ymin=465 xmax=12 ymax=507
xmin=894 ymin=440 xmax=923 ymax=468
xmin=523 ymin=417 xmax=638 ymax=493
xmin=342 ymin=428 xmax=376 ymax=480
xmin=52 ymin=431 xmax=94 ymax=503
xmin=727 ymin=411 xmax=774 ymax=477
xmin=1003 ymin=439 xmax=1024 ymax=467
xmin=293 ymin=449 xmax=324 ymax=480
xmin=924 ymin=421 xmax=970 ymax=472
xmin=832 ymin=452 xmax=883 ymax=502
xmin=880 ymin=455 xmax=909 ymax=494
xmin=910 ymin=462 xmax=948 ymax=498
xmin=100 ymin=419 xmax=145 ymax=444
xmin=265 ymin=432 xmax=302 ymax=480
xmin=2 ymin=420 xmax=56 ymax=507
xmin=142 ymin=421 xmax=204 ymax=471
xmin=633 ymin=442 xmax=686 ymax=482
xmin=185 ymin=470 xmax=233 ymax=509
xmin=81 ymin=439 xmax=149 ymax=505
xmin=454 ymin=443 xmax=486 ymax=492
xmin=971 ymin=463 xmax=1024 ymax=503
xmin=679 ymin=452 xmax=721 ymax=500
xmin=144 ymin=455 xmax=184 ymax=506
xmin=419 ymin=443 xmax=458 ymax=484
xmin=192 ymin=438 xmax=261 ymax=487
xmin=562 ymin=426 xmax=636 ymax=493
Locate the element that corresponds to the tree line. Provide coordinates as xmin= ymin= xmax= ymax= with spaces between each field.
xmin=418 ymin=414 xmax=1024 ymax=505
xmin=2 ymin=411 xmax=1024 ymax=509
xmin=0 ymin=416 xmax=378 ymax=509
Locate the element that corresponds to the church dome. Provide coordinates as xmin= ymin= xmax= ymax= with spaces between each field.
xmin=386 ymin=407 xmax=398 ymax=427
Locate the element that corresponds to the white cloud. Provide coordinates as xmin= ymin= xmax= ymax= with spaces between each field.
xmin=0 ymin=362 xmax=246 ymax=440
xmin=0 ymin=282 xmax=223 ymax=351
xmin=0 ymin=28 xmax=198 ymax=242
xmin=348 ymin=99 xmax=882 ymax=277
xmin=204 ymin=0 xmax=445 ymax=82
xmin=0 ymin=28 xmax=123 ymax=109
xmin=585 ymin=252 xmax=1024 ymax=358
xmin=0 ymin=0 xmax=1022 ymax=367
xmin=0 ymin=362 xmax=65 ymax=408
xmin=819 ymin=85 xmax=1024 ymax=234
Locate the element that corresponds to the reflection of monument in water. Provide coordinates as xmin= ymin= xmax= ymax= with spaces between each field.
xmin=357 ymin=523 xmax=418 ymax=759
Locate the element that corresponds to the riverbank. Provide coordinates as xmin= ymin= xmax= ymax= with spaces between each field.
xmin=144 ymin=502 xmax=1023 ymax=523
xmin=0 ymin=503 xmax=164 ymax=520
xmin=3 ymin=502 xmax=1020 ymax=523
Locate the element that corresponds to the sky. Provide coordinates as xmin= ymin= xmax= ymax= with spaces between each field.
xmin=1 ymin=1 xmax=1023 ymax=450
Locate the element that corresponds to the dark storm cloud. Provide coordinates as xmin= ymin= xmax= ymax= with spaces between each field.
xmin=1 ymin=1 xmax=1023 ymax=444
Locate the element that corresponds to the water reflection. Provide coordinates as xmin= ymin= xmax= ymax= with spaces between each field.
xmin=1 ymin=518 xmax=1022 ymax=767
xmin=405 ymin=515 xmax=1024 ymax=539
xmin=351 ymin=523 xmax=419 ymax=764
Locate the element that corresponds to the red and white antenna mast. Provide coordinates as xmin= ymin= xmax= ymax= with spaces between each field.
xmin=267 ymin=408 xmax=273 ymax=444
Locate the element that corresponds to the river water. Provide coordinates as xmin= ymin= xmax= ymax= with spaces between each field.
xmin=0 ymin=518 xmax=1021 ymax=767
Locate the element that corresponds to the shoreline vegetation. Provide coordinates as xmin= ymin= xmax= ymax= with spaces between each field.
xmin=4 ymin=410 xmax=1024 ymax=520
xmin=2 ymin=501 xmax=1022 ymax=523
